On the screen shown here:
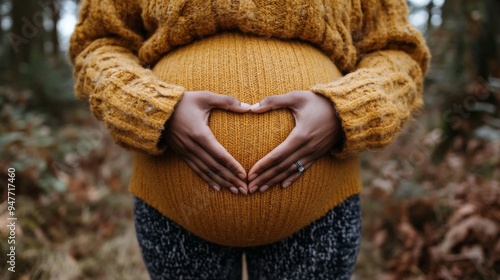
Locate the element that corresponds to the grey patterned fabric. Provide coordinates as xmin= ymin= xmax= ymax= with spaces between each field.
xmin=134 ymin=195 xmax=361 ymax=280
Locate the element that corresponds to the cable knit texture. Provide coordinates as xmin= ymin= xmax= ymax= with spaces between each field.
xmin=69 ymin=0 xmax=430 ymax=246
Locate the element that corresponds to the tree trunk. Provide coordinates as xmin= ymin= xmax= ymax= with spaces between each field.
xmin=47 ymin=0 xmax=60 ymax=58
xmin=426 ymin=1 xmax=434 ymax=32
xmin=9 ymin=0 xmax=45 ymax=85
xmin=0 ymin=0 xmax=4 ymax=40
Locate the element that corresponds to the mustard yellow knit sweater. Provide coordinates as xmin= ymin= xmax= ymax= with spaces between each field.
xmin=69 ymin=0 xmax=430 ymax=246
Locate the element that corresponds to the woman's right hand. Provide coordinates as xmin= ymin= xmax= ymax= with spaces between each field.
xmin=164 ymin=91 xmax=251 ymax=194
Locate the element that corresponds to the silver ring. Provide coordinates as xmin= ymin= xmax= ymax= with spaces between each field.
xmin=295 ymin=160 xmax=305 ymax=173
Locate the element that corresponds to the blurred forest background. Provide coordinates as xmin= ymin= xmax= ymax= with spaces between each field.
xmin=0 ymin=0 xmax=499 ymax=279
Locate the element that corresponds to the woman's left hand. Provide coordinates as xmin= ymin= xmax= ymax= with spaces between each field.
xmin=247 ymin=90 xmax=343 ymax=193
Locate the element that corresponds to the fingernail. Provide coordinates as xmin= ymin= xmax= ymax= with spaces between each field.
xmin=230 ymin=187 xmax=239 ymax=194
xmin=240 ymin=102 xmax=251 ymax=109
xmin=249 ymin=103 xmax=260 ymax=110
xmin=249 ymin=185 xmax=259 ymax=193
xmin=213 ymin=185 xmax=221 ymax=191
xmin=259 ymin=185 xmax=270 ymax=192
xmin=238 ymin=187 xmax=248 ymax=195
xmin=238 ymin=173 xmax=246 ymax=180
xmin=248 ymin=174 xmax=258 ymax=181
xmin=282 ymin=182 xmax=292 ymax=188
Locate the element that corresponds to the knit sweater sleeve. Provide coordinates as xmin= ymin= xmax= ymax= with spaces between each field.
xmin=69 ymin=0 xmax=185 ymax=155
xmin=310 ymin=0 xmax=430 ymax=158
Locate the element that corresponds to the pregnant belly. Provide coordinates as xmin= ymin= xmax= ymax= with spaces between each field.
xmin=129 ymin=32 xmax=361 ymax=247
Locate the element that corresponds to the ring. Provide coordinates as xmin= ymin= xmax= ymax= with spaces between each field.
xmin=295 ymin=160 xmax=305 ymax=173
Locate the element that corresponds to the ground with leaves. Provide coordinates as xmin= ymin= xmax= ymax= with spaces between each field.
xmin=0 ymin=85 xmax=499 ymax=280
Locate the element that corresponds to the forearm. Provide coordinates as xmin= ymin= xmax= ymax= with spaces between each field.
xmin=73 ymin=40 xmax=185 ymax=154
xmin=311 ymin=50 xmax=425 ymax=158
xmin=69 ymin=0 xmax=186 ymax=155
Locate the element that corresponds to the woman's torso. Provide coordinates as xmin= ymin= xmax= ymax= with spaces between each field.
xmin=129 ymin=32 xmax=361 ymax=247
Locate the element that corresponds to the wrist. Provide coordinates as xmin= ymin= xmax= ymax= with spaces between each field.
xmin=330 ymin=100 xmax=345 ymax=152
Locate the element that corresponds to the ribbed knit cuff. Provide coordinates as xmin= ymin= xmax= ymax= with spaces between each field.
xmin=310 ymin=68 xmax=413 ymax=158
xmin=91 ymin=73 xmax=185 ymax=155
xmin=74 ymin=43 xmax=186 ymax=155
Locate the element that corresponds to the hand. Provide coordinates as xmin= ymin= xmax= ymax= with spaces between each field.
xmin=247 ymin=90 xmax=343 ymax=193
xmin=165 ymin=91 xmax=251 ymax=194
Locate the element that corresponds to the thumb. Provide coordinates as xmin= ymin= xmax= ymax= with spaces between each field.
xmin=206 ymin=92 xmax=251 ymax=113
xmin=249 ymin=92 xmax=300 ymax=113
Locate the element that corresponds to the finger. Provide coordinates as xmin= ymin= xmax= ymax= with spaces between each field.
xmin=248 ymin=127 xmax=306 ymax=181
xmin=205 ymin=92 xmax=251 ymax=113
xmin=186 ymin=153 xmax=242 ymax=195
xmin=280 ymin=160 xmax=315 ymax=189
xmin=188 ymin=141 xmax=248 ymax=194
xmin=248 ymin=150 xmax=303 ymax=193
xmin=193 ymin=128 xmax=247 ymax=181
xmin=171 ymin=135 xmax=245 ymax=193
xmin=249 ymin=91 xmax=301 ymax=113
xmin=181 ymin=156 xmax=221 ymax=191
xmin=252 ymin=154 xmax=315 ymax=193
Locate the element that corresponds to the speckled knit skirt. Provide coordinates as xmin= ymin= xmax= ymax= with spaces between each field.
xmin=129 ymin=32 xmax=363 ymax=247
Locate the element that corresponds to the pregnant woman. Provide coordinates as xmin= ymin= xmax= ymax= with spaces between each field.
xmin=69 ymin=0 xmax=430 ymax=279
